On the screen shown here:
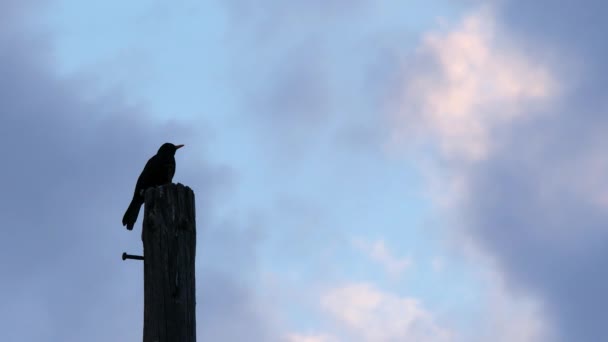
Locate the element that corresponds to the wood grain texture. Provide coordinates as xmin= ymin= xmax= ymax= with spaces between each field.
xmin=142 ymin=183 xmax=196 ymax=342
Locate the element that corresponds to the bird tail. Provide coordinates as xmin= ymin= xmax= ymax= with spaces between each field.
xmin=122 ymin=196 xmax=143 ymax=230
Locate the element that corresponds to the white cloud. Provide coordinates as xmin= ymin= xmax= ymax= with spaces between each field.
xmin=469 ymin=254 xmax=551 ymax=342
xmin=352 ymin=238 xmax=412 ymax=278
xmin=431 ymin=256 xmax=445 ymax=273
xmin=320 ymin=283 xmax=453 ymax=342
xmin=387 ymin=7 xmax=559 ymax=341
xmin=392 ymin=8 xmax=556 ymax=162
xmin=284 ymin=333 xmax=339 ymax=342
xmin=482 ymin=287 xmax=548 ymax=342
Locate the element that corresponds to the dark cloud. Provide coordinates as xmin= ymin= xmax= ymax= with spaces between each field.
xmin=244 ymin=40 xmax=334 ymax=155
xmin=463 ymin=113 xmax=608 ymax=342
xmin=0 ymin=3 xmax=279 ymax=341
xmin=222 ymin=3 xmax=390 ymax=162
xmin=447 ymin=2 xmax=608 ymax=340
xmin=0 ymin=0 xmax=48 ymax=29
xmin=222 ymin=0 xmax=371 ymax=37
xmin=497 ymin=0 xmax=608 ymax=57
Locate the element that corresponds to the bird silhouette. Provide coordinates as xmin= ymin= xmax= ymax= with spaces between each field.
xmin=122 ymin=142 xmax=184 ymax=230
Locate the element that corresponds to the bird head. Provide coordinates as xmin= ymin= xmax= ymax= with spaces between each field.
xmin=158 ymin=142 xmax=184 ymax=155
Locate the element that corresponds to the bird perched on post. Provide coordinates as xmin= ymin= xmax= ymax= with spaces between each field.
xmin=122 ymin=142 xmax=184 ymax=230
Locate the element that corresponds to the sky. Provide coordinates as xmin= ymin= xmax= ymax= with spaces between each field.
xmin=0 ymin=1 xmax=605 ymax=341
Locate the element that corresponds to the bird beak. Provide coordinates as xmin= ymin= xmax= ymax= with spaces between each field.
xmin=175 ymin=144 xmax=184 ymax=149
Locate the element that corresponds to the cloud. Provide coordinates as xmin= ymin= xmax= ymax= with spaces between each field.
xmin=284 ymin=277 xmax=453 ymax=342
xmin=0 ymin=3 xmax=281 ymax=341
xmin=285 ymin=333 xmax=339 ymax=342
xmin=219 ymin=0 xmax=389 ymax=162
xmin=246 ymin=40 xmax=333 ymax=146
xmin=320 ymin=283 xmax=453 ymax=342
xmin=389 ymin=5 xmax=608 ymax=341
xmin=481 ymin=276 xmax=549 ymax=342
xmin=454 ymin=252 xmax=551 ymax=342
xmin=431 ymin=256 xmax=445 ymax=273
xmin=221 ymin=0 xmax=373 ymax=39
xmin=392 ymin=8 xmax=555 ymax=162
xmin=352 ymin=238 xmax=412 ymax=278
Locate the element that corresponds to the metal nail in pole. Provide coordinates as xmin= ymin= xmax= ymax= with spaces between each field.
xmin=122 ymin=252 xmax=144 ymax=261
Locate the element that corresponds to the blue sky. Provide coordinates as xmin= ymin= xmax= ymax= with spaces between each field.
xmin=2 ymin=1 xmax=607 ymax=341
xmin=42 ymin=0 xmax=481 ymax=337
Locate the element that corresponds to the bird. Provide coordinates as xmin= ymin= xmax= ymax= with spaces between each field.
xmin=122 ymin=142 xmax=184 ymax=230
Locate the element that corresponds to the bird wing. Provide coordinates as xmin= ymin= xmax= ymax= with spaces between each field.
xmin=135 ymin=156 xmax=157 ymax=194
xmin=167 ymin=161 xmax=175 ymax=182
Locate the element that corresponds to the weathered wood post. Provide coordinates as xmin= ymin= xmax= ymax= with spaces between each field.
xmin=142 ymin=183 xmax=196 ymax=342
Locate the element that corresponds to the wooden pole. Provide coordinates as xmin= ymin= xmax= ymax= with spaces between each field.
xmin=142 ymin=183 xmax=196 ymax=342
